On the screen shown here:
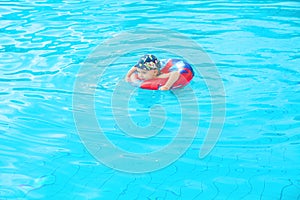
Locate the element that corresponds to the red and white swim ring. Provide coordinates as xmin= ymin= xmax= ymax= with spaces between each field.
xmin=129 ymin=59 xmax=194 ymax=90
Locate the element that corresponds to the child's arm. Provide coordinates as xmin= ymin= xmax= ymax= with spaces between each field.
xmin=125 ymin=66 xmax=137 ymax=82
xmin=159 ymin=71 xmax=180 ymax=90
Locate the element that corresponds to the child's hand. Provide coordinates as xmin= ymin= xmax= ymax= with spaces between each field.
xmin=125 ymin=66 xmax=137 ymax=82
xmin=159 ymin=85 xmax=170 ymax=90
xmin=125 ymin=75 xmax=130 ymax=82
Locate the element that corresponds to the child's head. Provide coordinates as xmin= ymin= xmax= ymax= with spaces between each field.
xmin=135 ymin=54 xmax=161 ymax=80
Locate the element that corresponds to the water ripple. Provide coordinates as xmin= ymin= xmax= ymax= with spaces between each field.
xmin=4 ymin=69 xmax=59 ymax=76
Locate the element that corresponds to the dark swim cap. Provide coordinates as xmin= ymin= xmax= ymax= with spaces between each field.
xmin=135 ymin=54 xmax=161 ymax=70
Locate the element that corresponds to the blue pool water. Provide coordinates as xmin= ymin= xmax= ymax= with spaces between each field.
xmin=1 ymin=0 xmax=300 ymax=199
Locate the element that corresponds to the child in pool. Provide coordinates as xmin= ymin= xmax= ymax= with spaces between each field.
xmin=125 ymin=54 xmax=180 ymax=90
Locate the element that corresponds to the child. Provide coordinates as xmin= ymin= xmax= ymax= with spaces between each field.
xmin=125 ymin=54 xmax=180 ymax=90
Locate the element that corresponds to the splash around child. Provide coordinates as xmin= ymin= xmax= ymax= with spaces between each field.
xmin=125 ymin=54 xmax=194 ymax=90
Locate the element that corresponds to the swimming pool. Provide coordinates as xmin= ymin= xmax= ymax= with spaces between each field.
xmin=0 ymin=0 xmax=299 ymax=199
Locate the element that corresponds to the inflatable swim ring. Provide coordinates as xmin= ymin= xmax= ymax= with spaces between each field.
xmin=129 ymin=59 xmax=194 ymax=90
